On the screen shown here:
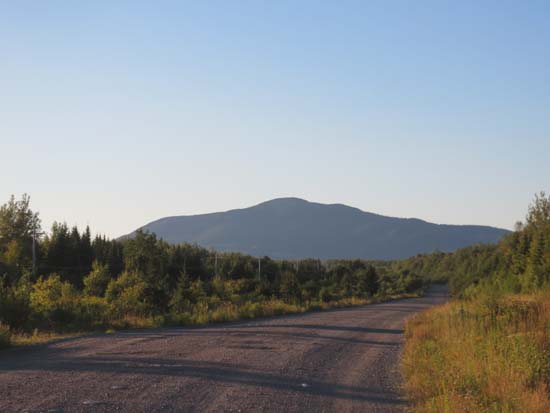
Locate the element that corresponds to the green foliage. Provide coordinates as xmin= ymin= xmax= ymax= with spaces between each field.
xmin=169 ymin=272 xmax=193 ymax=313
xmin=83 ymin=261 xmax=111 ymax=296
xmin=395 ymin=192 xmax=550 ymax=297
xmin=0 ymin=193 xmax=423 ymax=339
xmin=41 ymin=223 xmax=101 ymax=288
xmin=105 ymin=271 xmax=151 ymax=317
xmin=354 ymin=266 xmax=379 ymax=297
xmin=318 ymin=286 xmax=333 ymax=303
xmin=0 ymin=274 xmax=32 ymax=328
xmin=0 ymin=194 xmax=40 ymax=243
xmin=0 ymin=194 xmax=40 ymax=276
xmin=279 ymin=271 xmax=301 ymax=303
xmin=29 ymin=274 xmax=79 ymax=328
xmin=400 ymin=192 xmax=550 ymax=412
xmin=0 ymin=323 xmax=10 ymax=349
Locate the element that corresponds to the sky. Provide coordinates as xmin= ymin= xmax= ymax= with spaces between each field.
xmin=1 ymin=0 xmax=549 ymax=237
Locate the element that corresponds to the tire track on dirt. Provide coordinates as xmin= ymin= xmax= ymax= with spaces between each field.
xmin=0 ymin=286 xmax=448 ymax=412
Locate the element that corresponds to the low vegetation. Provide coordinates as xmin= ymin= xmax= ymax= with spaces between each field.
xmin=403 ymin=294 xmax=550 ymax=412
xmin=0 ymin=323 xmax=10 ymax=349
xmin=0 ymin=195 xmax=423 ymax=347
xmin=401 ymin=192 xmax=550 ymax=412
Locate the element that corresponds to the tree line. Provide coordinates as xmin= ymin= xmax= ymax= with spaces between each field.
xmin=0 ymin=195 xmax=422 ymax=335
xmin=394 ymin=192 xmax=550 ymax=297
xmin=400 ymin=192 xmax=550 ymax=412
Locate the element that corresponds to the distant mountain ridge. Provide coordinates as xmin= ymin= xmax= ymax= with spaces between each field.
xmin=123 ymin=198 xmax=510 ymax=260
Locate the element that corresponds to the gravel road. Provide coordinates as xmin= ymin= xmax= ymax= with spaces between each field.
xmin=0 ymin=286 xmax=447 ymax=413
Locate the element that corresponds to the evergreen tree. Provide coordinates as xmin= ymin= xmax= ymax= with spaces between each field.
xmin=354 ymin=266 xmax=379 ymax=297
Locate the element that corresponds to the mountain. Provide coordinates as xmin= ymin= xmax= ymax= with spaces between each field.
xmin=124 ymin=198 xmax=510 ymax=260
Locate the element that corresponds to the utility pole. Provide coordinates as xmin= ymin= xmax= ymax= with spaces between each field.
xmin=258 ymin=257 xmax=261 ymax=280
xmin=32 ymin=224 xmax=36 ymax=278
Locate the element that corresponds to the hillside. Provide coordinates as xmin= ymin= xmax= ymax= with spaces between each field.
xmin=124 ymin=198 xmax=509 ymax=260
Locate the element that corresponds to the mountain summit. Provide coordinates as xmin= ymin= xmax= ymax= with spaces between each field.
xmin=125 ymin=198 xmax=509 ymax=260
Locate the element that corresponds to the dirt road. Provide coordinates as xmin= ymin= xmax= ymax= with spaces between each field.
xmin=0 ymin=286 xmax=447 ymax=412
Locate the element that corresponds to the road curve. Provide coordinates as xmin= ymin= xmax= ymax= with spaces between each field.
xmin=0 ymin=286 xmax=447 ymax=413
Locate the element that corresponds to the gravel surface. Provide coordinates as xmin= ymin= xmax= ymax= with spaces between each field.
xmin=0 ymin=286 xmax=447 ymax=412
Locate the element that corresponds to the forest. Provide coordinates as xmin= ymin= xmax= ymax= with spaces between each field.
xmin=400 ymin=192 xmax=550 ymax=413
xmin=393 ymin=192 xmax=550 ymax=297
xmin=0 ymin=195 xmax=422 ymax=346
xmin=3 ymin=192 xmax=550 ymax=410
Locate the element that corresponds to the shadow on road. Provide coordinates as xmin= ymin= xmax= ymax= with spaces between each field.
xmin=0 ymin=354 xmax=406 ymax=405
xmin=231 ymin=324 xmax=404 ymax=334
xmin=182 ymin=328 xmax=401 ymax=346
xmin=0 ymin=289 xmax=452 ymax=411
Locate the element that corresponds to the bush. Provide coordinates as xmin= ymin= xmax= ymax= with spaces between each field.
xmin=0 ymin=274 xmax=32 ymax=329
xmin=238 ymin=301 xmax=264 ymax=319
xmin=105 ymin=271 xmax=151 ymax=317
xmin=0 ymin=323 xmax=11 ymax=349
xmin=29 ymin=274 xmax=80 ymax=329
xmin=76 ymin=296 xmax=110 ymax=328
xmin=83 ymin=261 xmax=111 ymax=297
xmin=402 ymin=294 xmax=550 ymax=412
xmin=403 ymin=272 xmax=424 ymax=293
xmin=318 ymin=287 xmax=333 ymax=303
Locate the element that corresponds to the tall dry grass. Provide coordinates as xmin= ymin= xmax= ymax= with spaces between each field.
xmin=402 ymin=294 xmax=550 ymax=412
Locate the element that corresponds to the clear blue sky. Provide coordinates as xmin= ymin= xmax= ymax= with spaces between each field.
xmin=1 ymin=1 xmax=549 ymax=237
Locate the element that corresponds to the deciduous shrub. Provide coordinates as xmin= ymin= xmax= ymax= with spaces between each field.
xmin=0 ymin=323 xmax=11 ymax=349
xmin=30 ymin=274 xmax=79 ymax=329
xmin=83 ymin=261 xmax=111 ymax=297
xmin=105 ymin=271 xmax=151 ymax=317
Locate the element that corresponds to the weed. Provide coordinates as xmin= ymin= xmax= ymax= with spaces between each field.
xmin=402 ymin=294 xmax=550 ymax=412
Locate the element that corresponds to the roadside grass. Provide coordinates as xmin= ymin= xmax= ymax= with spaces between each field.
xmin=1 ymin=292 xmax=420 ymax=349
xmin=10 ymin=329 xmax=86 ymax=346
xmin=0 ymin=323 xmax=11 ymax=349
xmin=126 ymin=293 xmax=420 ymax=328
xmin=2 ymin=321 xmax=90 ymax=348
xmin=402 ymin=293 xmax=550 ymax=413
xmin=113 ymin=295 xmax=409 ymax=328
